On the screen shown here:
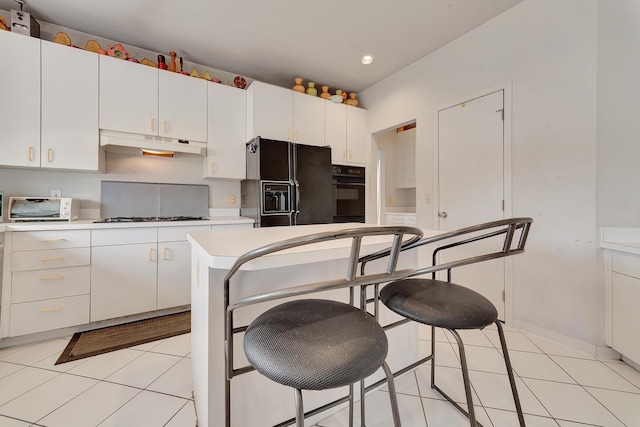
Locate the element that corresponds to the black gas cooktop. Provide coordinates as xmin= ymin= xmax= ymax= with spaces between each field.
xmin=94 ymin=216 xmax=209 ymax=223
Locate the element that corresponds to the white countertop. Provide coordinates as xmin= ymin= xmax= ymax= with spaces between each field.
xmin=0 ymin=216 xmax=254 ymax=232
xmin=187 ymin=223 xmax=435 ymax=270
xmin=601 ymin=227 xmax=640 ymax=256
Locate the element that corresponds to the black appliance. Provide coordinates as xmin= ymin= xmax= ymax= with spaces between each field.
xmin=241 ymin=137 xmax=333 ymax=227
xmin=332 ymin=165 xmax=365 ymax=223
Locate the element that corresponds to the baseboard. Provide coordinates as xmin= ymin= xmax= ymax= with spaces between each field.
xmin=596 ymin=345 xmax=621 ymax=361
xmin=512 ymin=319 xmax=597 ymax=356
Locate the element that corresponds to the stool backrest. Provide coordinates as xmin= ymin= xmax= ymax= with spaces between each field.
xmin=360 ymin=217 xmax=533 ymax=280
xmin=224 ymin=225 xmax=424 ymax=380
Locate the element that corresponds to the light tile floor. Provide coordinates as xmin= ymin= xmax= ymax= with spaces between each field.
xmin=0 ymin=323 xmax=638 ymax=426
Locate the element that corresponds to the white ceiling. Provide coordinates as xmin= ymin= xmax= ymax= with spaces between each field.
xmin=1 ymin=0 xmax=523 ymax=93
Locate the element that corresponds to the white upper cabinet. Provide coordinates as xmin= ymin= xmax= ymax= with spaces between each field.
xmin=292 ymin=92 xmax=325 ymax=146
xmin=205 ymin=83 xmax=247 ymax=179
xmin=325 ymin=102 xmax=347 ymax=164
xmin=99 ymin=55 xmax=159 ymax=136
xmin=346 ymin=106 xmax=367 ymax=165
xmin=41 ymin=41 xmax=103 ymax=171
xmin=158 ymin=70 xmax=208 ymax=142
xmin=396 ymin=128 xmax=416 ymax=188
xmin=0 ymin=31 xmax=40 ymax=167
xmin=246 ymin=81 xmax=325 ymax=145
xmin=99 ymin=56 xmax=207 ymax=142
xmin=325 ymin=102 xmax=366 ymax=166
xmin=247 ymin=81 xmax=293 ymax=141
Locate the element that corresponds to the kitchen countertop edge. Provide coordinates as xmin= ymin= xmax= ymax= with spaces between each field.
xmin=0 ymin=217 xmax=255 ymax=231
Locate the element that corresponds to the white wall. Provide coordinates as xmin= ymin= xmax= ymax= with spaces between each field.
xmin=361 ymin=0 xmax=599 ymax=348
xmin=0 ymin=153 xmax=241 ymax=217
xmin=597 ymin=2 xmax=640 ymax=227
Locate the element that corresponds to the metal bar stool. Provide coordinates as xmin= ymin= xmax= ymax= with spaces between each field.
xmin=360 ymin=217 xmax=533 ymax=427
xmin=223 ymin=226 xmax=424 ymax=427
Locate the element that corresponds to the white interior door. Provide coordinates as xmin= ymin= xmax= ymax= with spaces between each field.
xmin=437 ymin=90 xmax=506 ymax=318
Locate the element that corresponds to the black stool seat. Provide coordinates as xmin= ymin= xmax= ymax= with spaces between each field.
xmin=244 ymin=299 xmax=388 ymax=390
xmin=380 ymin=278 xmax=498 ymax=330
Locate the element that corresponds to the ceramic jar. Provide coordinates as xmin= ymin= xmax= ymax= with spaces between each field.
xmin=320 ymin=85 xmax=330 ymax=99
xmin=293 ymin=77 xmax=305 ymax=93
xmin=345 ymin=93 xmax=359 ymax=107
xmin=306 ymin=82 xmax=317 ymax=96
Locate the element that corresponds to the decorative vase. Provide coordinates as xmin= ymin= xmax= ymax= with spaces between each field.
xmin=320 ymin=86 xmax=330 ymax=99
xmin=306 ymin=82 xmax=317 ymax=96
xmin=293 ymin=77 xmax=305 ymax=93
xmin=345 ymin=92 xmax=359 ymax=107
xmin=332 ymin=90 xmax=344 ymax=104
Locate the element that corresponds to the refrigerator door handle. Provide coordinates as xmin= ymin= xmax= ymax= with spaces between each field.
xmin=294 ymin=179 xmax=300 ymax=215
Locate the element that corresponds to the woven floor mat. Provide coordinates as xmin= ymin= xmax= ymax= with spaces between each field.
xmin=55 ymin=311 xmax=190 ymax=365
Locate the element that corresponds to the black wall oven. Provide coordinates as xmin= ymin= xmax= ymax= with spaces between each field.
xmin=332 ymin=165 xmax=365 ymax=223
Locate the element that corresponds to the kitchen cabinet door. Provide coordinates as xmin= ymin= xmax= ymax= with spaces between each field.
xmin=158 ymin=71 xmax=208 ymax=142
xmin=99 ymin=55 xmax=159 ymax=136
xmin=346 ymin=106 xmax=367 ymax=165
xmin=41 ymin=41 xmax=103 ymax=171
xmin=246 ymin=81 xmax=292 ymax=141
xmin=157 ymin=240 xmax=192 ymax=309
xmin=205 ymin=83 xmax=247 ymax=179
xmin=325 ymin=102 xmax=347 ymax=164
xmin=90 ymin=243 xmax=158 ymax=321
xmin=292 ymin=91 xmax=325 ymax=146
xmin=0 ymin=31 xmax=40 ymax=167
xmin=156 ymin=225 xmax=210 ymax=309
xmin=396 ymin=128 xmax=416 ymax=188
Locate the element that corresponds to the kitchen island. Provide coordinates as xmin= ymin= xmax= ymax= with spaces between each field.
xmin=187 ymin=223 xmax=436 ymax=427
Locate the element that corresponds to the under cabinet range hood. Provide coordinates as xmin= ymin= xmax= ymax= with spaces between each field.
xmin=99 ymin=130 xmax=206 ymax=158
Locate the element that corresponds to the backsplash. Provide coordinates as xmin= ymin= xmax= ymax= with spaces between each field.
xmin=0 ymin=152 xmax=240 ymax=220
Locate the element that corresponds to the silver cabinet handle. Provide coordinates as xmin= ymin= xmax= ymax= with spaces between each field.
xmin=438 ymin=211 xmax=448 ymax=218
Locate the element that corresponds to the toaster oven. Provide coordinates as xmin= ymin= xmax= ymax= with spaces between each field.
xmin=9 ymin=197 xmax=79 ymax=222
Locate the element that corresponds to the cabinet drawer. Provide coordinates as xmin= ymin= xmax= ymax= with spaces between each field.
xmin=12 ymin=230 xmax=90 ymax=251
xmin=404 ymin=215 xmax=417 ymax=225
xmin=158 ymin=225 xmax=211 ymax=242
xmin=12 ymin=266 xmax=90 ymax=303
xmin=10 ymin=294 xmax=90 ymax=337
xmin=612 ymin=252 xmax=640 ymax=279
xmin=12 ymin=248 xmax=90 ymax=272
xmin=92 ymin=227 xmax=156 ymax=246
xmin=385 ymin=214 xmax=404 ymax=225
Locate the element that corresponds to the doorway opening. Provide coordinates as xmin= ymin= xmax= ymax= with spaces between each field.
xmin=374 ymin=121 xmax=417 ymax=226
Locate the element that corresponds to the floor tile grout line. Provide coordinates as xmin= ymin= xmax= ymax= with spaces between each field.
xmin=544 ymin=348 xmax=630 ymax=426
xmin=162 ymin=399 xmax=192 ymax=427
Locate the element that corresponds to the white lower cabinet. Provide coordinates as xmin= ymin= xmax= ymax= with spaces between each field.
xmin=90 ymin=228 xmax=158 ymax=322
xmin=156 ymin=225 xmax=212 ymax=309
xmin=3 ymin=223 xmax=254 ymax=337
xmin=7 ymin=230 xmax=91 ymax=337
xmin=607 ymin=251 xmax=640 ymax=365
xmin=91 ymin=242 xmax=158 ymax=321
xmin=385 ymin=213 xmax=416 ymax=226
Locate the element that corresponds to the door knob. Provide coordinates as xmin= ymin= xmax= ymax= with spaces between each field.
xmin=438 ymin=211 xmax=448 ymax=218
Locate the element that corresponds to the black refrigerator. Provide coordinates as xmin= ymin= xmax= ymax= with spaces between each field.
xmin=241 ymin=137 xmax=333 ymax=227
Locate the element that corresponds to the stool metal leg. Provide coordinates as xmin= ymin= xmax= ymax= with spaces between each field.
xmin=382 ymin=361 xmax=402 ymax=426
xmin=495 ymin=321 xmax=526 ymax=426
xmin=450 ymin=329 xmax=480 ymax=427
xmin=294 ymin=388 xmax=304 ymax=427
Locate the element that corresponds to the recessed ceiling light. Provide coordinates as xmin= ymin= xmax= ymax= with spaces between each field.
xmin=360 ymin=55 xmax=374 ymax=65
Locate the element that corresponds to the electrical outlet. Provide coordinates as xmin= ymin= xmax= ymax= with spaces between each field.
xmin=228 ymin=194 xmax=237 ymax=205
xmin=51 ymin=189 xmax=61 ymax=198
